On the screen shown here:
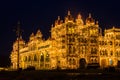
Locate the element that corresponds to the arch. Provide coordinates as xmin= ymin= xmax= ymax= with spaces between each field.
xmin=34 ymin=54 xmax=37 ymax=61
xmin=109 ymin=59 xmax=113 ymax=66
xmin=40 ymin=53 xmax=44 ymax=62
xmin=28 ymin=56 xmax=31 ymax=61
xmin=46 ymin=52 xmax=50 ymax=62
xmin=101 ymin=59 xmax=106 ymax=68
xmin=73 ymin=59 xmax=76 ymax=65
xmin=79 ymin=58 xmax=86 ymax=69
xmin=69 ymin=59 xmax=72 ymax=65
xmin=24 ymin=56 xmax=27 ymax=62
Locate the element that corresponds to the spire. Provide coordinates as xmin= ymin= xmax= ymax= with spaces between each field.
xmin=76 ymin=13 xmax=83 ymax=25
xmin=77 ymin=13 xmax=82 ymax=19
xmin=31 ymin=33 xmax=34 ymax=37
xmin=65 ymin=10 xmax=73 ymax=22
xmin=86 ymin=13 xmax=94 ymax=24
xmin=55 ymin=16 xmax=62 ymax=26
xmin=68 ymin=10 xmax=71 ymax=15
xmin=20 ymin=35 xmax=22 ymax=39
xmin=113 ymin=26 xmax=115 ymax=29
xmin=89 ymin=13 xmax=91 ymax=18
xmin=96 ymin=21 xmax=99 ymax=25
xmin=36 ymin=29 xmax=42 ymax=39
xmin=58 ymin=16 xmax=60 ymax=20
xmin=51 ymin=24 xmax=53 ymax=27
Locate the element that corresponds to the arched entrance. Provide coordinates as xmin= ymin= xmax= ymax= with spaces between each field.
xmin=79 ymin=58 xmax=86 ymax=69
xmin=101 ymin=59 xmax=106 ymax=68
xmin=109 ymin=59 xmax=113 ymax=66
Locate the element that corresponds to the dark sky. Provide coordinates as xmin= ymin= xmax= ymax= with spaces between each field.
xmin=0 ymin=0 xmax=120 ymax=57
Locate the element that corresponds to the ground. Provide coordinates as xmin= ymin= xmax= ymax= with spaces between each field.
xmin=0 ymin=68 xmax=120 ymax=80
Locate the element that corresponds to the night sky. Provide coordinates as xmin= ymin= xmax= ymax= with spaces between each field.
xmin=0 ymin=0 xmax=120 ymax=65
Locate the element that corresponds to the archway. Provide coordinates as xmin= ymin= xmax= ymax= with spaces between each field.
xmin=109 ymin=59 xmax=113 ymax=66
xmin=79 ymin=58 xmax=86 ymax=69
xmin=101 ymin=59 xmax=106 ymax=68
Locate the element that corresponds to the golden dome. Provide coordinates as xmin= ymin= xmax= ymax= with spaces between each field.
xmin=86 ymin=13 xmax=94 ymax=23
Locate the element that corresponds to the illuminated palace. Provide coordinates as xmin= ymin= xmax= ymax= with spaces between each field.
xmin=10 ymin=11 xmax=120 ymax=70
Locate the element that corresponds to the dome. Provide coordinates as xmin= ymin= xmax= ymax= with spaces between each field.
xmin=36 ymin=29 xmax=42 ymax=38
xmin=65 ymin=11 xmax=73 ymax=22
xmin=86 ymin=13 xmax=94 ymax=23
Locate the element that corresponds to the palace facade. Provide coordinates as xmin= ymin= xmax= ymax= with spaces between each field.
xmin=10 ymin=11 xmax=120 ymax=70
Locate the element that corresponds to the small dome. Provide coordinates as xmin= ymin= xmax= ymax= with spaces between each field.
xmin=36 ymin=29 xmax=42 ymax=38
xmin=65 ymin=10 xmax=73 ymax=22
xmin=86 ymin=13 xmax=94 ymax=23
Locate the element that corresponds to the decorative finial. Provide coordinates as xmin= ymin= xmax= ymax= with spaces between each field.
xmin=89 ymin=13 xmax=91 ymax=18
xmin=68 ymin=10 xmax=71 ymax=15
xmin=77 ymin=13 xmax=82 ymax=19
xmin=58 ymin=16 xmax=60 ymax=20
xmin=96 ymin=21 xmax=98 ymax=24
xmin=20 ymin=35 xmax=22 ymax=39
xmin=51 ymin=24 xmax=53 ymax=27
xmin=113 ymin=26 xmax=115 ymax=29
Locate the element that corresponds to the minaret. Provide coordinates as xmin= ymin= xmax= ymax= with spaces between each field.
xmin=85 ymin=13 xmax=95 ymax=25
xmin=55 ymin=16 xmax=62 ymax=26
xmin=35 ymin=29 xmax=43 ymax=40
xmin=65 ymin=10 xmax=73 ymax=22
xmin=76 ymin=13 xmax=84 ymax=25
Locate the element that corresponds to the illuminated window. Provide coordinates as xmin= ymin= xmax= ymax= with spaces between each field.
xmin=115 ymin=51 xmax=118 ymax=56
xmin=102 ymin=41 xmax=104 ymax=45
xmin=62 ymin=40 xmax=65 ymax=43
xmin=46 ymin=53 xmax=49 ymax=62
xmin=62 ymin=46 xmax=65 ymax=49
xmin=105 ymin=50 xmax=108 ymax=56
xmin=34 ymin=54 xmax=37 ymax=61
xmin=40 ymin=53 xmax=44 ymax=62
xmin=73 ymin=59 xmax=76 ymax=65
xmin=109 ymin=41 xmax=112 ymax=45
xmin=69 ymin=59 xmax=72 ymax=65
xmin=68 ymin=45 xmax=72 ymax=54
xmin=110 ymin=51 xmax=113 ymax=56
xmin=24 ymin=56 xmax=27 ymax=62
xmin=28 ymin=56 xmax=31 ymax=61
xmin=91 ymin=48 xmax=97 ymax=54
xmin=109 ymin=59 xmax=113 ymax=65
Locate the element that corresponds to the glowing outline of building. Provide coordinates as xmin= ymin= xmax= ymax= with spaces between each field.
xmin=10 ymin=11 xmax=120 ymax=70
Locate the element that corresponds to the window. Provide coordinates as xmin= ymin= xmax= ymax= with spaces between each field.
xmin=69 ymin=59 xmax=72 ymax=65
xmin=73 ymin=59 xmax=76 ymax=65
xmin=24 ymin=56 xmax=27 ymax=62
xmin=34 ymin=54 xmax=37 ymax=61
xmin=28 ymin=56 xmax=31 ymax=61
xmin=40 ymin=53 xmax=44 ymax=62
xmin=105 ymin=50 xmax=108 ymax=56
xmin=68 ymin=46 xmax=72 ymax=54
xmin=109 ymin=41 xmax=112 ymax=45
xmin=46 ymin=53 xmax=50 ymax=62
xmin=110 ymin=51 xmax=113 ymax=56
xmin=91 ymin=48 xmax=97 ymax=54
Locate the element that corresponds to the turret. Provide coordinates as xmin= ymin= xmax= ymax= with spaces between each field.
xmin=76 ymin=13 xmax=84 ymax=25
xmin=35 ymin=29 xmax=43 ymax=40
xmin=86 ymin=13 xmax=95 ymax=25
xmin=55 ymin=16 xmax=63 ymax=26
xmin=65 ymin=11 xmax=74 ymax=22
xmin=29 ymin=33 xmax=34 ymax=41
